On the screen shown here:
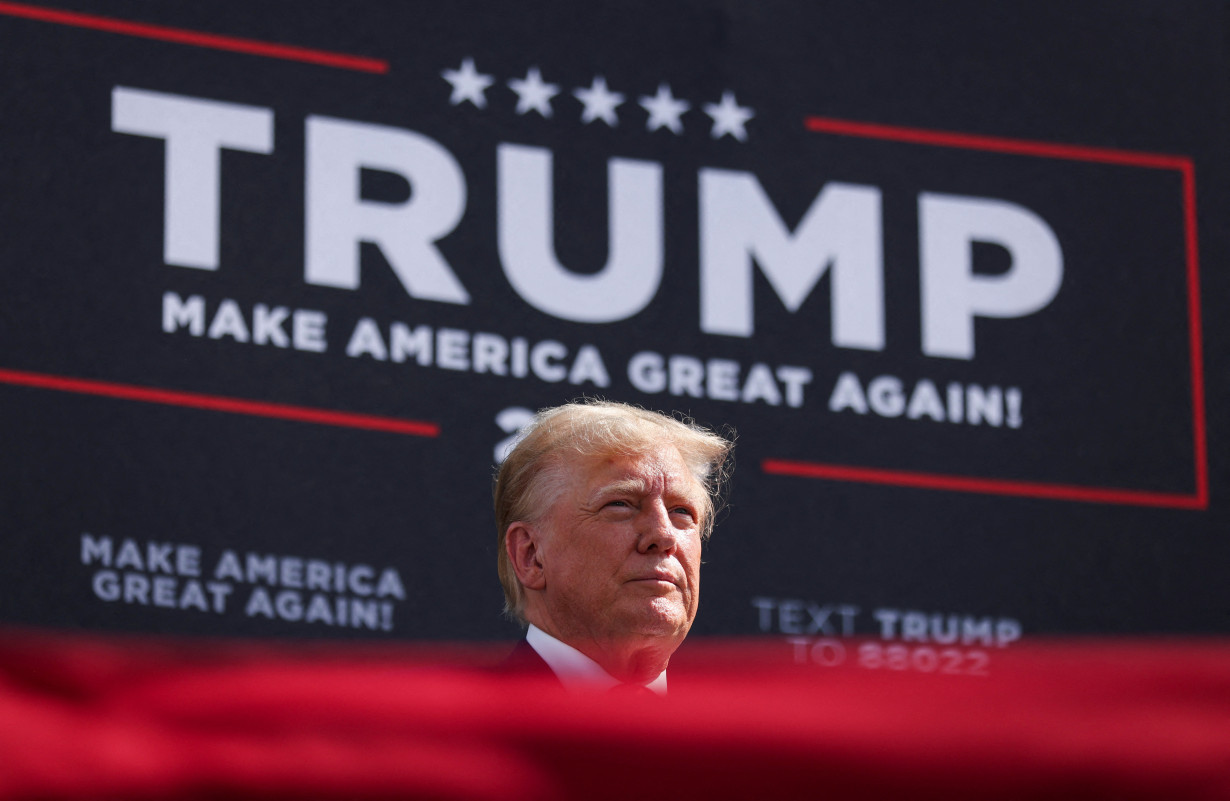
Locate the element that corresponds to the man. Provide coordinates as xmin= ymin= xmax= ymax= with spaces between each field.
xmin=494 ymin=400 xmax=733 ymax=692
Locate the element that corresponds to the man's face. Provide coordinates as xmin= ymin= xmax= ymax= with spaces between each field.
xmin=536 ymin=443 xmax=706 ymax=651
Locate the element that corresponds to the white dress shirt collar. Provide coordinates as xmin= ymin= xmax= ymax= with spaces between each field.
xmin=526 ymin=624 xmax=668 ymax=695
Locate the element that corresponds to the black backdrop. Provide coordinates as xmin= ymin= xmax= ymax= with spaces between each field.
xmin=1 ymin=1 xmax=1226 ymax=665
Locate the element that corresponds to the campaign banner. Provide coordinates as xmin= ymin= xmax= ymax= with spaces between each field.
xmin=0 ymin=0 xmax=1225 ymax=655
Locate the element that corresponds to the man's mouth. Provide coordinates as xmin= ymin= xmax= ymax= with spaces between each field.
xmin=629 ymin=571 xmax=681 ymax=588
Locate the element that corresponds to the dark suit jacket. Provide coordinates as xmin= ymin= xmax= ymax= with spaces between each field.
xmin=495 ymin=639 xmax=564 ymax=686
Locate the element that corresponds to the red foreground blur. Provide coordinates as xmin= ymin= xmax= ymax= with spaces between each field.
xmin=0 ymin=629 xmax=1227 ymax=800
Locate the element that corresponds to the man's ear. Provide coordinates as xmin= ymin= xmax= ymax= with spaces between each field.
xmin=505 ymin=522 xmax=546 ymax=591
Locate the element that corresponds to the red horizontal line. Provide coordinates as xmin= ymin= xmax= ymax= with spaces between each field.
xmin=805 ymin=115 xmax=1189 ymax=170
xmin=0 ymin=1 xmax=388 ymax=73
xmin=761 ymin=459 xmax=1205 ymax=510
xmin=0 ymin=368 xmax=438 ymax=438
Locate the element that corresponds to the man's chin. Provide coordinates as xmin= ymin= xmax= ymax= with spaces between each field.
xmin=618 ymin=598 xmax=692 ymax=639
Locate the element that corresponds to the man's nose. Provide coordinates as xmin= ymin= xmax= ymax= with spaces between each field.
xmin=636 ymin=502 xmax=679 ymax=553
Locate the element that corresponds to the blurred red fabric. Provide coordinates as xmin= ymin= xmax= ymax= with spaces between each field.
xmin=0 ymin=629 xmax=1227 ymax=800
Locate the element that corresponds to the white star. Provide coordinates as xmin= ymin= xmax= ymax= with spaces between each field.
xmin=573 ymin=76 xmax=624 ymax=126
xmin=441 ymin=57 xmax=494 ymax=109
xmin=704 ymin=91 xmax=755 ymax=141
xmin=508 ymin=67 xmax=560 ymax=118
xmin=639 ymin=83 xmax=690 ymax=134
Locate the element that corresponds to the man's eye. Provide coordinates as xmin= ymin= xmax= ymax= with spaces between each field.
xmin=671 ymin=506 xmax=696 ymax=520
xmin=605 ymin=500 xmax=630 ymax=508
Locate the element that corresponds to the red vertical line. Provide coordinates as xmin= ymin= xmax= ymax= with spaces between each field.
xmin=1181 ymin=160 xmax=1209 ymax=508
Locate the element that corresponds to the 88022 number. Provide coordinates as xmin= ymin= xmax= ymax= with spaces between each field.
xmin=856 ymin=643 xmax=989 ymax=676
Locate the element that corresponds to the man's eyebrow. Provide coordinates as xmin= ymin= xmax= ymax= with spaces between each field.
xmin=588 ymin=476 xmax=703 ymax=506
xmin=590 ymin=478 xmax=649 ymax=499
